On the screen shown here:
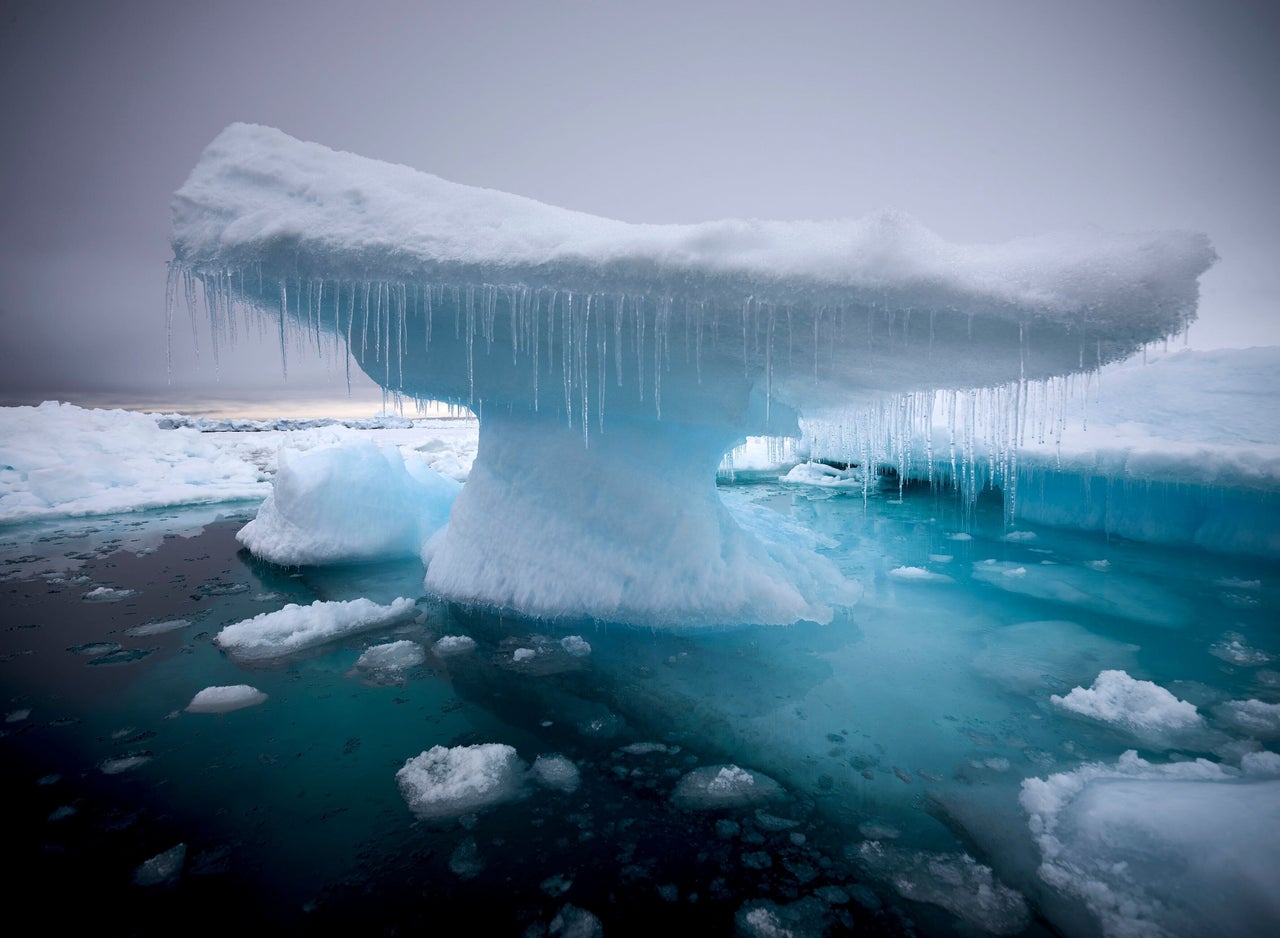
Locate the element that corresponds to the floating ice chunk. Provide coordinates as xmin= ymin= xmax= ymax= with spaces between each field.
xmin=619 ymin=742 xmax=671 ymax=756
xmin=1052 ymin=670 xmax=1203 ymax=734
xmin=1215 ymin=577 xmax=1262 ymax=590
xmin=83 ymin=586 xmax=138 ymax=603
xmin=1020 ymin=750 xmax=1280 ymax=938
xmin=513 ymin=647 xmax=536 ymax=663
xmin=888 ymin=565 xmax=954 ymax=584
xmin=355 ymin=640 xmax=426 ymax=673
xmin=396 ymin=743 xmax=527 ymax=819
xmin=5 ymin=708 xmax=30 ymax=723
xmin=780 ymin=462 xmax=867 ymax=490
xmin=947 ymin=532 xmax=974 ymax=541
xmin=856 ymin=842 xmax=1030 ymax=934
xmin=560 ymin=635 xmax=591 ymax=657
xmin=1209 ymin=632 xmax=1273 ymax=666
xmin=532 ymin=754 xmax=581 ymax=793
xmin=133 ymin=843 xmax=186 ymax=887
xmin=448 ymin=837 xmax=483 ymax=879
xmin=1215 ymin=699 xmax=1280 ymax=739
xmin=1001 ymin=530 xmax=1038 ymax=542
xmin=671 ymin=764 xmax=783 ymax=810
xmin=125 ymin=618 xmax=191 ymax=637
xmin=100 ymin=753 xmax=151 ymax=774
xmin=186 ymin=685 xmax=267 ymax=713
xmin=432 ymin=635 xmax=476 ymax=657
xmin=237 ymin=441 xmax=460 ymax=566
xmin=548 ymin=904 xmax=602 ymax=938
xmin=215 ymin=597 xmax=415 ymax=661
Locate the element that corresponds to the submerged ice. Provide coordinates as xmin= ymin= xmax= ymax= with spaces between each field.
xmin=169 ymin=122 xmax=1215 ymax=625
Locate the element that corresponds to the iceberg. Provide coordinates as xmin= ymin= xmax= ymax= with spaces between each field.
xmin=170 ymin=123 xmax=1214 ymax=624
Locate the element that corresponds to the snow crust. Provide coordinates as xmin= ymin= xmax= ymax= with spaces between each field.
xmin=186 ymin=684 xmax=268 ymax=713
xmin=396 ymin=743 xmax=527 ymax=818
xmin=236 ymin=440 xmax=459 ymax=565
xmin=214 ymin=597 xmax=415 ymax=661
xmin=1020 ymin=750 xmax=1280 ymax=938
xmin=173 ymin=123 xmax=1212 ymax=362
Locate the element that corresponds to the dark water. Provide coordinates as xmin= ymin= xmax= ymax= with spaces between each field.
xmin=1 ymin=486 xmax=1276 ymax=936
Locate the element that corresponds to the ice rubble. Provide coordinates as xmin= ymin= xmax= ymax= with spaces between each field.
xmin=396 ymin=743 xmax=527 ymax=819
xmin=169 ymin=122 xmax=1214 ymax=624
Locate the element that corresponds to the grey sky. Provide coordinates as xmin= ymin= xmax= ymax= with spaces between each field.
xmin=1 ymin=0 xmax=1276 ymax=413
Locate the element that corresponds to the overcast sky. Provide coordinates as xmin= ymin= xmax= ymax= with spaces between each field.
xmin=1 ymin=0 xmax=1276 ymax=414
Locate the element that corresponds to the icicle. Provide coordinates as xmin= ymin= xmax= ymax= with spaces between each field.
xmin=277 ymin=280 xmax=289 ymax=378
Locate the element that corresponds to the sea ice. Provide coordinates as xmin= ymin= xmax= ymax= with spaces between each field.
xmin=186 ymin=684 xmax=268 ymax=713
xmin=971 ymin=620 xmax=1139 ymax=694
xmin=396 ymin=743 xmax=527 ymax=819
xmin=1020 ymin=750 xmax=1280 ymax=938
xmin=214 ymin=597 xmax=416 ymax=661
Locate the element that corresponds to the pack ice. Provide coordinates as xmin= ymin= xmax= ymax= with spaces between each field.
xmin=170 ymin=122 xmax=1214 ymax=625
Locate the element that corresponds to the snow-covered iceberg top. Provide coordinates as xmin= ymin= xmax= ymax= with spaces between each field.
xmin=174 ymin=123 xmax=1211 ymax=331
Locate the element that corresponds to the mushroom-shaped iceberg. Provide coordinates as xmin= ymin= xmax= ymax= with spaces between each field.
xmin=170 ymin=123 xmax=1214 ymax=626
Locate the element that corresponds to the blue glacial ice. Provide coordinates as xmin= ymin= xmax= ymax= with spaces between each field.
xmin=168 ymin=122 xmax=1216 ymax=626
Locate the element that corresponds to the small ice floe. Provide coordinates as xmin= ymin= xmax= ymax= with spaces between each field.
xmin=100 ymin=753 xmax=151 ymax=774
xmin=513 ymin=647 xmax=536 ymax=663
xmin=560 ymin=635 xmax=591 ymax=657
xmin=133 ymin=843 xmax=186 ymax=887
xmin=946 ymin=532 xmax=973 ymax=541
xmin=433 ymin=635 xmax=476 ymax=657
xmin=1085 ymin=559 xmax=1111 ymax=571
xmin=1001 ymin=530 xmax=1037 ymax=542
xmin=671 ymin=764 xmax=783 ymax=810
xmin=856 ymin=842 xmax=1030 ymax=934
xmin=82 ymin=586 xmax=139 ymax=603
xmin=618 ymin=742 xmax=673 ymax=756
xmin=396 ymin=743 xmax=527 ymax=819
xmin=547 ymin=904 xmax=602 ymax=938
xmin=448 ymin=837 xmax=483 ymax=879
xmin=887 ymin=565 xmax=954 ymax=584
xmin=780 ymin=461 xmax=868 ymax=490
xmin=1210 ymin=632 xmax=1273 ymax=667
xmin=531 ymin=754 xmax=581 ymax=793
xmin=1051 ymin=670 xmax=1203 ymax=734
xmin=5 ymin=708 xmax=30 ymax=723
xmin=186 ymin=685 xmax=268 ymax=714
xmin=1215 ymin=576 xmax=1262 ymax=590
xmin=355 ymin=640 xmax=425 ymax=674
xmin=214 ymin=597 xmax=416 ymax=662
xmin=1215 ymin=699 xmax=1280 ymax=739
xmin=125 ymin=618 xmax=191 ymax=637
xmin=68 ymin=642 xmax=122 ymax=657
